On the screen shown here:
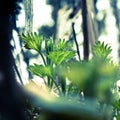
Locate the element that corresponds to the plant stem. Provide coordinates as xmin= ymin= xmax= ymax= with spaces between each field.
xmin=43 ymin=78 xmax=47 ymax=86
xmin=39 ymin=52 xmax=47 ymax=66
xmin=47 ymin=76 xmax=51 ymax=87
xmin=53 ymin=80 xmax=61 ymax=94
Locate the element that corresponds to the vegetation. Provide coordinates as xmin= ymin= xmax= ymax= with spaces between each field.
xmin=1 ymin=0 xmax=120 ymax=120
xmin=20 ymin=32 xmax=120 ymax=120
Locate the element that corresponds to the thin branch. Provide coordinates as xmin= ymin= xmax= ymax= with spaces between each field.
xmin=72 ymin=22 xmax=81 ymax=61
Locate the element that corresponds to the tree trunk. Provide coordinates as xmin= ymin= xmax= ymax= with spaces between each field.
xmin=81 ymin=0 xmax=89 ymax=60
xmin=24 ymin=0 xmax=33 ymax=32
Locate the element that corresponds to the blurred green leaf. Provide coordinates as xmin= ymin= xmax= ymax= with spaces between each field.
xmin=113 ymin=100 xmax=120 ymax=110
xmin=59 ymin=61 xmax=96 ymax=90
xmin=25 ymin=87 xmax=104 ymax=120
xmin=58 ymin=59 xmax=120 ymax=102
xmin=116 ymin=115 xmax=120 ymax=120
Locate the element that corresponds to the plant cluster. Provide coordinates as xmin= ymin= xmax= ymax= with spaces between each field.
xmin=20 ymin=33 xmax=120 ymax=120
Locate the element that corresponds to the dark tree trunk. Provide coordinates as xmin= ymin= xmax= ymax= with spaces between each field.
xmin=81 ymin=0 xmax=89 ymax=60
xmin=0 ymin=1 xmax=28 ymax=120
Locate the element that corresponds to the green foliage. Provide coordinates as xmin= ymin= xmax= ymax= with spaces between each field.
xmin=58 ymin=59 xmax=119 ymax=102
xmin=21 ymin=32 xmax=120 ymax=120
xmin=20 ymin=32 xmax=43 ymax=52
xmin=28 ymin=64 xmax=53 ymax=78
xmin=21 ymin=33 xmax=75 ymax=88
xmin=45 ymin=36 xmax=54 ymax=54
xmin=31 ymin=96 xmax=104 ymax=120
xmin=53 ymin=39 xmax=72 ymax=51
xmin=116 ymin=115 xmax=120 ymax=120
xmin=47 ymin=51 xmax=76 ymax=65
xmin=46 ymin=38 xmax=76 ymax=65
xmin=92 ymin=41 xmax=112 ymax=60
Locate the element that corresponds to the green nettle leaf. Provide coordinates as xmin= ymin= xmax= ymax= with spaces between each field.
xmin=92 ymin=41 xmax=112 ymax=59
xmin=20 ymin=32 xmax=43 ymax=52
xmin=28 ymin=64 xmax=53 ymax=78
xmin=47 ymin=51 xmax=76 ymax=65
xmin=53 ymin=39 xmax=72 ymax=51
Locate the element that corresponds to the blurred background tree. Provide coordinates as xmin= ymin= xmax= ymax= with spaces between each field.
xmin=15 ymin=0 xmax=120 ymax=82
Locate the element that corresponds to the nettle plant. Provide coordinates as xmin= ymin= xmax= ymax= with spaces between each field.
xmin=20 ymin=32 xmax=76 ymax=94
xmin=20 ymin=33 xmax=120 ymax=120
